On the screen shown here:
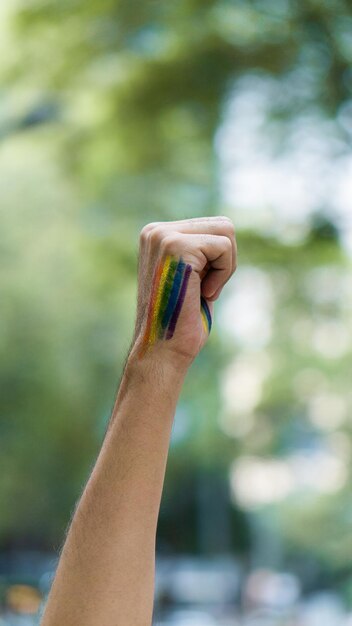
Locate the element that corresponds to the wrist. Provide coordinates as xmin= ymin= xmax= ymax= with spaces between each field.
xmin=108 ymin=341 xmax=189 ymax=432
xmin=127 ymin=339 xmax=192 ymax=383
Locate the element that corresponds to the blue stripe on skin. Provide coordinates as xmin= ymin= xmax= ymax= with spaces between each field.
xmin=166 ymin=264 xmax=192 ymax=339
xmin=160 ymin=259 xmax=186 ymax=334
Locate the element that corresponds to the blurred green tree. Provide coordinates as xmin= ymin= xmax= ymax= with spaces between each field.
xmin=0 ymin=0 xmax=351 ymax=592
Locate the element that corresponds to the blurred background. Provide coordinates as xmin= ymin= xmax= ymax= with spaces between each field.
xmin=1 ymin=0 xmax=352 ymax=624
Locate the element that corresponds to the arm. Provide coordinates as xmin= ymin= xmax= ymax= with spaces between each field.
xmin=41 ymin=216 xmax=237 ymax=626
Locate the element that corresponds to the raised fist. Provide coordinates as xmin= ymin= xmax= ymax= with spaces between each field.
xmin=131 ymin=217 xmax=237 ymax=364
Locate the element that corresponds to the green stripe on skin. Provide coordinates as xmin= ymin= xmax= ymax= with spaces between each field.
xmin=157 ymin=257 xmax=178 ymax=338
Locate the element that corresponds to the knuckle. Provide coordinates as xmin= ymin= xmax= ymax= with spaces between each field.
xmin=160 ymin=233 xmax=180 ymax=254
xmin=149 ymin=224 xmax=166 ymax=245
xmin=223 ymin=235 xmax=233 ymax=251
xmin=139 ymin=226 xmax=149 ymax=243
xmin=220 ymin=216 xmax=235 ymax=236
xmin=140 ymin=222 xmax=158 ymax=241
xmin=199 ymin=233 xmax=210 ymax=245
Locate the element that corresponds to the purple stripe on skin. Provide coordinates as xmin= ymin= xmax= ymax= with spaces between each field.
xmin=166 ymin=263 xmax=192 ymax=340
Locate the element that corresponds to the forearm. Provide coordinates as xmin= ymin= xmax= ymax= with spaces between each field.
xmin=41 ymin=346 xmax=188 ymax=626
xmin=41 ymin=216 xmax=236 ymax=626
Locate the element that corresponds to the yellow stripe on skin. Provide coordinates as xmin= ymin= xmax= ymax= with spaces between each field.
xmin=149 ymin=255 xmax=172 ymax=345
xmin=201 ymin=308 xmax=209 ymax=333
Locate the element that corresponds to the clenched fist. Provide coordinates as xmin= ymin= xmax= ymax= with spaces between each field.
xmin=42 ymin=219 xmax=237 ymax=626
xmin=131 ymin=216 xmax=237 ymax=365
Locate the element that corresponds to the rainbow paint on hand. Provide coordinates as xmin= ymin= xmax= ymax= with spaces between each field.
xmin=140 ymin=255 xmax=192 ymax=356
xmin=139 ymin=254 xmax=212 ymax=357
xmin=200 ymin=296 xmax=212 ymax=334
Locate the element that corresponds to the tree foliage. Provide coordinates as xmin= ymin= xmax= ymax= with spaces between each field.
xmin=0 ymin=0 xmax=351 ymax=589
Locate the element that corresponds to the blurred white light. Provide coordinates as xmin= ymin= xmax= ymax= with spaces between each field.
xmin=288 ymin=450 xmax=347 ymax=493
xmin=308 ymin=392 xmax=347 ymax=431
xmin=163 ymin=557 xmax=240 ymax=605
xmin=216 ymin=74 xmax=352 ymax=254
xmin=220 ymin=353 xmax=272 ymax=418
xmin=218 ymin=409 xmax=255 ymax=439
xmin=298 ymin=592 xmax=346 ymax=626
xmin=230 ymin=457 xmax=294 ymax=508
xmin=245 ymin=569 xmax=300 ymax=608
xmin=219 ymin=266 xmax=273 ymax=348
xmin=311 ymin=320 xmax=351 ymax=359
xmin=303 ymin=267 xmax=346 ymax=306
xmin=328 ymin=432 xmax=351 ymax=461
xmin=230 ymin=445 xmax=347 ymax=509
xmin=332 ymin=158 xmax=352 ymax=254
xmin=290 ymin=316 xmax=315 ymax=350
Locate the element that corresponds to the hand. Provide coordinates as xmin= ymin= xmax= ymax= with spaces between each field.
xmin=131 ymin=216 xmax=237 ymax=365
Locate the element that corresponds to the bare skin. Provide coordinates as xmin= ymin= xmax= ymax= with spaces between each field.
xmin=41 ymin=216 xmax=237 ymax=626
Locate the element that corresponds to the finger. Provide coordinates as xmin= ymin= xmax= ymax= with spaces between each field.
xmin=172 ymin=217 xmax=236 ymax=275
xmin=160 ymin=232 xmax=233 ymax=298
xmin=144 ymin=216 xmax=237 ymax=275
xmin=199 ymin=261 xmax=210 ymax=281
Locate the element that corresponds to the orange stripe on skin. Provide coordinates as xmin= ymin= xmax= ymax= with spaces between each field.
xmin=139 ymin=258 xmax=164 ymax=357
